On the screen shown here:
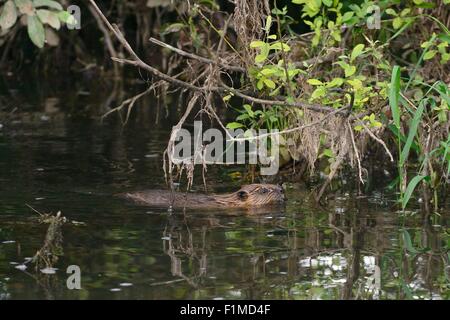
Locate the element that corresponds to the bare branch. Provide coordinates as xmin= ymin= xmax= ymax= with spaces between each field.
xmin=149 ymin=37 xmax=245 ymax=73
xmin=89 ymin=0 xmax=340 ymax=115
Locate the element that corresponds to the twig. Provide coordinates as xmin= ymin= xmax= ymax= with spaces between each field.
xmin=355 ymin=117 xmax=394 ymax=162
xmin=25 ymin=204 xmax=44 ymax=217
xmin=149 ymin=37 xmax=245 ymax=73
xmin=220 ymin=82 xmax=336 ymax=113
xmin=347 ymin=120 xmax=364 ymax=184
xmin=231 ymin=105 xmax=350 ymax=142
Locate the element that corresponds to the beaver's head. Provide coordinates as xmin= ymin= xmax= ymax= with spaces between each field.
xmin=234 ymin=184 xmax=286 ymax=207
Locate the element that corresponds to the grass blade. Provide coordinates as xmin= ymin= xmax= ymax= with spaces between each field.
xmin=400 ymin=100 xmax=425 ymax=165
xmin=402 ymin=175 xmax=426 ymax=209
xmin=389 ymin=66 xmax=401 ymax=129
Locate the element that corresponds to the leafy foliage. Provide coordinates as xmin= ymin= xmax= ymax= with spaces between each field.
xmin=0 ymin=0 xmax=76 ymax=48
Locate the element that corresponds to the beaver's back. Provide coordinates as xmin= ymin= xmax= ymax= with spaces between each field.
xmin=119 ymin=190 xmax=221 ymax=209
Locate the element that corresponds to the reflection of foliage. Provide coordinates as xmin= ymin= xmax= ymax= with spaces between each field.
xmin=0 ymin=280 xmax=10 ymax=300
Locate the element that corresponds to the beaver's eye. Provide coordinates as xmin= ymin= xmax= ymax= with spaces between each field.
xmin=238 ymin=191 xmax=248 ymax=200
xmin=260 ymin=188 xmax=268 ymax=194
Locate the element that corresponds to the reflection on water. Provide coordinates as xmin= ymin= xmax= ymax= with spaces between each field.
xmin=0 ymin=80 xmax=448 ymax=300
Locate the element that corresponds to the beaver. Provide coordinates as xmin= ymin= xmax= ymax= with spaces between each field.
xmin=119 ymin=184 xmax=286 ymax=210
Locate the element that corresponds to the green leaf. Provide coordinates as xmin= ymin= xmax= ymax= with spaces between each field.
xmin=250 ymin=40 xmax=266 ymax=48
xmin=386 ymin=8 xmax=397 ymax=16
xmin=269 ymin=41 xmax=291 ymax=52
xmin=402 ymin=175 xmax=426 ymax=209
xmin=255 ymin=54 xmax=266 ymax=64
xmin=311 ymin=86 xmax=326 ymax=100
xmin=265 ymin=15 xmax=272 ymax=34
xmin=256 ymin=79 xmax=264 ymax=90
xmin=388 ymin=124 xmax=420 ymax=152
xmin=260 ymin=68 xmax=277 ymax=76
xmin=438 ymin=33 xmax=450 ymax=44
xmin=401 ymin=229 xmax=420 ymax=254
xmin=222 ymin=94 xmax=232 ymax=102
xmin=57 ymin=10 xmax=75 ymax=26
xmin=243 ymin=104 xmax=254 ymax=117
xmin=33 ymin=0 xmax=63 ymax=11
xmin=342 ymin=11 xmax=354 ymax=22
xmin=0 ymin=0 xmax=18 ymax=30
xmin=27 ymin=14 xmax=45 ymax=48
xmin=389 ymin=66 xmax=401 ymax=129
xmin=161 ymin=22 xmax=185 ymax=35
xmin=393 ymin=17 xmax=403 ymax=29
xmin=321 ymin=148 xmax=334 ymax=158
xmin=14 ymin=0 xmax=33 ymax=15
xmin=226 ymin=122 xmax=244 ymax=129
xmin=236 ymin=113 xmax=249 ymax=121
xmin=254 ymin=42 xmax=270 ymax=64
xmin=36 ymin=9 xmax=60 ymax=30
xmin=326 ymin=77 xmax=344 ymax=88
xmin=423 ymin=50 xmax=437 ymax=60
xmin=400 ymin=8 xmax=411 ymax=17
xmin=347 ymin=78 xmax=363 ymax=90
xmin=263 ymin=78 xmax=276 ymax=89
xmin=307 ymin=79 xmax=323 ymax=86
xmin=350 ymin=44 xmax=365 ymax=62
xmin=344 ymin=65 xmax=356 ymax=77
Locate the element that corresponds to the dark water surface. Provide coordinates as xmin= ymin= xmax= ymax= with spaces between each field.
xmin=0 ymin=79 xmax=448 ymax=300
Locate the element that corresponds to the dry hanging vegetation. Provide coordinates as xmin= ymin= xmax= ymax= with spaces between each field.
xmin=86 ymin=0 xmax=449 ymax=206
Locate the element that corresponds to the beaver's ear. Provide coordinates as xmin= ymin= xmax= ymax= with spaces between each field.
xmin=237 ymin=190 xmax=249 ymax=201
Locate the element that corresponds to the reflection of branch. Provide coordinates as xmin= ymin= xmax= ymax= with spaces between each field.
xmin=88 ymin=3 xmax=119 ymax=76
xmin=101 ymin=86 xmax=154 ymax=124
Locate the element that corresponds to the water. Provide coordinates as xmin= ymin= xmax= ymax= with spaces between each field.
xmin=0 ymin=80 xmax=448 ymax=300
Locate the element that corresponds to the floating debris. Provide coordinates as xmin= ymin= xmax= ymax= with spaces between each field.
xmin=40 ymin=267 xmax=58 ymax=275
xmin=119 ymin=283 xmax=133 ymax=287
xmin=26 ymin=208 xmax=66 ymax=272
xmin=2 ymin=240 xmax=15 ymax=244
xmin=110 ymin=288 xmax=122 ymax=292
xmin=70 ymin=220 xmax=87 ymax=226
xmin=15 ymin=265 xmax=27 ymax=271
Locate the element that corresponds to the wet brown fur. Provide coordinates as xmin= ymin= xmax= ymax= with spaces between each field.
xmin=119 ymin=184 xmax=285 ymax=210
